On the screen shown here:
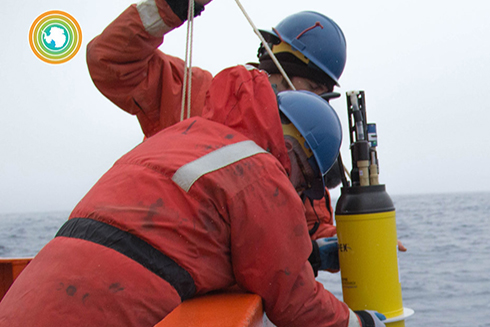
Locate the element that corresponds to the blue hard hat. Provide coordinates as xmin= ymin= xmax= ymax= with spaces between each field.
xmin=259 ymin=11 xmax=347 ymax=86
xmin=278 ymin=91 xmax=342 ymax=199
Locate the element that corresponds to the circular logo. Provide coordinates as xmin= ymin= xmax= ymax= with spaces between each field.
xmin=29 ymin=10 xmax=82 ymax=64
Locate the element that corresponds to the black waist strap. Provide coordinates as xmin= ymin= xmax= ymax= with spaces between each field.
xmin=56 ymin=218 xmax=196 ymax=301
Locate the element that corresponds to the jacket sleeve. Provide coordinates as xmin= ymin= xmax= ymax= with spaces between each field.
xmin=228 ymin=173 xmax=350 ymax=327
xmin=306 ymin=189 xmax=337 ymax=240
xmin=86 ymin=3 xmax=213 ymax=137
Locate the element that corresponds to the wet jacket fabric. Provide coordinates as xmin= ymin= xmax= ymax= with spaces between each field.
xmin=0 ymin=66 xmax=349 ymax=327
xmin=85 ymin=3 xmax=336 ymax=239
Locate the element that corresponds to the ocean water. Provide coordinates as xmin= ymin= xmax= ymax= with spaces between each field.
xmin=1 ymin=192 xmax=489 ymax=326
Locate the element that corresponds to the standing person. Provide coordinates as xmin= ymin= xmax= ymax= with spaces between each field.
xmin=86 ymin=0 xmax=348 ymax=272
xmin=0 ymin=66 xmax=384 ymax=326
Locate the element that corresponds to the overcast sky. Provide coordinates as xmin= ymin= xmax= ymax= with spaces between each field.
xmin=1 ymin=0 xmax=489 ymax=214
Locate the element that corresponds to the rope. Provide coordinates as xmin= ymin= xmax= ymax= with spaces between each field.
xmin=233 ymin=0 xmax=296 ymax=91
xmin=181 ymin=0 xmax=195 ymax=121
xmin=181 ymin=0 xmax=298 ymax=121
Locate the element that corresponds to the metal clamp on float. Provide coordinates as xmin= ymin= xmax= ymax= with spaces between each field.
xmin=335 ymin=91 xmax=414 ymax=326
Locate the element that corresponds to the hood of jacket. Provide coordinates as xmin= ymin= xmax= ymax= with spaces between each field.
xmin=201 ymin=65 xmax=291 ymax=175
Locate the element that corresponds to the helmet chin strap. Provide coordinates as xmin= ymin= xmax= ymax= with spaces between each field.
xmin=285 ymin=135 xmax=318 ymax=196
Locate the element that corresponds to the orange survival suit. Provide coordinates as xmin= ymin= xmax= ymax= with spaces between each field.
xmin=85 ymin=4 xmax=337 ymax=240
xmin=0 ymin=66 xmax=350 ymax=326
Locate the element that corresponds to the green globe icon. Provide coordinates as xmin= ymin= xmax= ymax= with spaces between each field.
xmin=29 ymin=10 xmax=82 ymax=64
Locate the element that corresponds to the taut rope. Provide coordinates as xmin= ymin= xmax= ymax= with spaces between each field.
xmin=180 ymin=0 xmax=195 ymax=121
xmin=234 ymin=0 xmax=296 ymax=90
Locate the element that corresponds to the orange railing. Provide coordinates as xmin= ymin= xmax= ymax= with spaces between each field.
xmin=155 ymin=292 xmax=265 ymax=327
xmin=0 ymin=258 xmax=32 ymax=300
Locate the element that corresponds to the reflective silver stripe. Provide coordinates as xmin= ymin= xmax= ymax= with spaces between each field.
xmin=136 ymin=0 xmax=172 ymax=37
xmin=172 ymin=140 xmax=268 ymax=192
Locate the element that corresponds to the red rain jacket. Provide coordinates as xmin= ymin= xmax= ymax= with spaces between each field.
xmin=0 ymin=66 xmax=349 ymax=326
xmin=85 ymin=4 xmax=336 ymax=239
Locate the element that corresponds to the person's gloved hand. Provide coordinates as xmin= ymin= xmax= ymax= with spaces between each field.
xmin=355 ymin=310 xmax=386 ymax=327
xmin=315 ymin=236 xmax=339 ymax=272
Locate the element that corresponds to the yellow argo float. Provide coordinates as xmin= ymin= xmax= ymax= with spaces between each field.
xmin=335 ymin=91 xmax=413 ymax=326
